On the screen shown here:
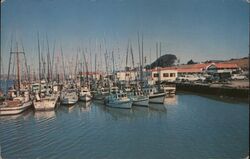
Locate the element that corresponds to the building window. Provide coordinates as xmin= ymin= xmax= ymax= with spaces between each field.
xmin=163 ymin=73 xmax=169 ymax=77
xmin=153 ymin=73 xmax=159 ymax=77
xmin=125 ymin=73 xmax=130 ymax=76
xmin=170 ymin=73 xmax=175 ymax=77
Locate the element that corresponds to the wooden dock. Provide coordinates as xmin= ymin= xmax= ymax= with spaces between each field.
xmin=176 ymin=82 xmax=249 ymax=99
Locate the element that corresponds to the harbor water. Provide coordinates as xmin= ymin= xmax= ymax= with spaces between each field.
xmin=0 ymin=94 xmax=249 ymax=159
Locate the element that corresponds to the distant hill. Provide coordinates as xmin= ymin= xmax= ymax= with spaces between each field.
xmin=145 ymin=54 xmax=177 ymax=69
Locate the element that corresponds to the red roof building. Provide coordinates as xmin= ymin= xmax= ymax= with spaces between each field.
xmin=146 ymin=62 xmax=240 ymax=75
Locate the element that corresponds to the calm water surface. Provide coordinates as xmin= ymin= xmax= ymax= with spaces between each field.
xmin=0 ymin=94 xmax=249 ymax=159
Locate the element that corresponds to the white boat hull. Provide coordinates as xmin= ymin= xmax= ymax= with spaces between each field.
xmin=0 ymin=101 xmax=33 ymax=115
xmin=34 ymin=95 xmax=59 ymax=111
xmin=79 ymin=94 xmax=92 ymax=102
xmin=61 ymin=98 xmax=78 ymax=105
xmin=60 ymin=90 xmax=78 ymax=105
xmin=132 ymin=97 xmax=149 ymax=107
xmin=149 ymin=93 xmax=166 ymax=104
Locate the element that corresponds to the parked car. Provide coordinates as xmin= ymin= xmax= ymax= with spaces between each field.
xmin=197 ymin=75 xmax=206 ymax=82
xmin=231 ymin=74 xmax=247 ymax=80
xmin=204 ymin=76 xmax=219 ymax=83
xmin=177 ymin=75 xmax=200 ymax=82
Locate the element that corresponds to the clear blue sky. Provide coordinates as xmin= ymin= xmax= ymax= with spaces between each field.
xmin=1 ymin=0 xmax=249 ymax=73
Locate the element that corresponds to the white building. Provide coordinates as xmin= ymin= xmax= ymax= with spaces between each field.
xmin=206 ymin=63 xmax=239 ymax=74
xmin=149 ymin=68 xmax=177 ymax=83
xmin=116 ymin=71 xmax=138 ymax=82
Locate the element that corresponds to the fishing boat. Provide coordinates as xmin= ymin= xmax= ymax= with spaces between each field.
xmin=142 ymin=86 xmax=166 ymax=104
xmin=139 ymin=40 xmax=166 ymax=105
xmin=126 ymin=32 xmax=149 ymax=107
xmin=0 ymin=41 xmax=33 ymax=115
xmin=93 ymin=87 xmax=109 ymax=100
xmin=129 ymin=91 xmax=149 ymax=107
xmin=161 ymin=82 xmax=176 ymax=97
xmin=79 ymin=86 xmax=92 ymax=102
xmin=60 ymin=88 xmax=78 ymax=105
xmin=104 ymin=89 xmax=132 ymax=109
xmin=0 ymin=90 xmax=32 ymax=115
xmin=34 ymin=91 xmax=59 ymax=111
xmin=33 ymin=34 xmax=60 ymax=111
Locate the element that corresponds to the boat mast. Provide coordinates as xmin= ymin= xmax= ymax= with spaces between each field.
xmin=159 ymin=42 xmax=162 ymax=57
xmin=104 ymin=49 xmax=110 ymax=91
xmin=137 ymin=32 xmax=141 ymax=67
xmin=74 ymin=52 xmax=78 ymax=80
xmin=6 ymin=37 xmax=24 ymax=96
xmin=125 ymin=42 xmax=129 ymax=70
xmin=89 ymin=39 xmax=92 ymax=74
xmin=112 ymin=50 xmax=115 ymax=75
xmin=94 ymin=53 xmax=97 ymax=80
xmin=37 ymin=32 xmax=41 ymax=94
xmin=137 ymin=32 xmax=144 ymax=89
xmin=141 ymin=33 xmax=144 ymax=86
xmin=80 ymin=48 xmax=84 ymax=86
xmin=156 ymin=42 xmax=160 ymax=91
xmin=47 ymin=52 xmax=50 ymax=83
xmin=6 ymin=35 xmax=13 ymax=96
xmin=130 ymin=42 xmax=135 ymax=69
xmin=130 ymin=42 xmax=137 ymax=91
xmin=112 ymin=49 xmax=116 ymax=85
xmin=98 ymin=43 xmax=103 ymax=88
xmin=82 ymin=49 xmax=89 ymax=87
xmin=125 ymin=42 xmax=129 ymax=83
xmin=55 ymin=53 xmax=59 ymax=84
xmin=46 ymin=35 xmax=50 ymax=83
xmin=104 ymin=49 xmax=109 ymax=78
xmin=60 ymin=46 xmax=66 ymax=81
xmin=51 ymin=40 xmax=56 ymax=81
xmin=16 ymin=42 xmax=21 ymax=93
xmin=20 ymin=40 xmax=30 ymax=91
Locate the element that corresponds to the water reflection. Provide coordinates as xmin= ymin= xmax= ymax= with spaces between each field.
xmin=105 ymin=107 xmax=133 ymax=120
xmin=164 ymin=96 xmax=178 ymax=105
xmin=60 ymin=104 xmax=77 ymax=113
xmin=132 ymin=106 xmax=150 ymax=118
xmin=0 ymin=94 xmax=248 ymax=159
xmin=78 ymin=101 xmax=92 ymax=112
xmin=149 ymin=103 xmax=167 ymax=111
xmin=34 ymin=110 xmax=56 ymax=120
xmin=93 ymin=100 xmax=167 ymax=120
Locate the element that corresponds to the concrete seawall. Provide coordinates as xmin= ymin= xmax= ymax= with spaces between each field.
xmin=176 ymin=83 xmax=249 ymax=99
